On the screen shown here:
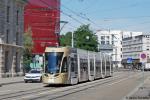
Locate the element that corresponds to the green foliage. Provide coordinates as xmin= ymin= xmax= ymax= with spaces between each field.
xmin=60 ymin=24 xmax=98 ymax=51
xmin=60 ymin=32 xmax=72 ymax=46
xmin=24 ymin=30 xmax=34 ymax=52
xmin=23 ymin=28 xmax=34 ymax=72
xmin=74 ymin=24 xmax=98 ymax=51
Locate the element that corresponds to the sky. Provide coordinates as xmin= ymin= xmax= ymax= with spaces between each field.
xmin=60 ymin=0 xmax=150 ymax=34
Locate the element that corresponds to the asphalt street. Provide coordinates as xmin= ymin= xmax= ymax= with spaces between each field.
xmin=0 ymin=71 xmax=149 ymax=100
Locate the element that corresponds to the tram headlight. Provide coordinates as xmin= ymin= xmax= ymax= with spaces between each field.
xmin=54 ymin=73 xmax=59 ymax=77
xmin=44 ymin=74 xmax=48 ymax=77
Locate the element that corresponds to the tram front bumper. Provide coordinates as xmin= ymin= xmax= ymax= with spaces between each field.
xmin=42 ymin=73 xmax=68 ymax=84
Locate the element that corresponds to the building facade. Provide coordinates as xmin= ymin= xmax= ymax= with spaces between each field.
xmin=24 ymin=0 xmax=60 ymax=54
xmin=0 ymin=0 xmax=26 ymax=77
xmin=122 ymin=33 xmax=150 ymax=69
xmin=96 ymin=30 xmax=122 ymax=68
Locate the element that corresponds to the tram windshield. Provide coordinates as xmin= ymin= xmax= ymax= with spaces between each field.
xmin=45 ymin=52 xmax=63 ymax=74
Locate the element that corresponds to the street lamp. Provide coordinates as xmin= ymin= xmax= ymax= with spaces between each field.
xmin=86 ymin=36 xmax=90 ymax=40
xmin=60 ymin=21 xmax=68 ymax=33
xmin=58 ymin=21 xmax=68 ymax=46
xmin=72 ymin=32 xmax=74 ymax=48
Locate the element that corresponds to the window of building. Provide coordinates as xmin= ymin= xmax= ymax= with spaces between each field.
xmin=16 ymin=10 xmax=19 ymax=25
xmin=16 ymin=32 xmax=19 ymax=45
xmin=6 ymin=29 xmax=9 ymax=43
xmin=5 ymin=51 xmax=9 ymax=72
xmin=120 ymin=41 xmax=122 ymax=44
xmin=106 ymin=36 xmax=109 ymax=40
xmin=106 ymin=41 xmax=109 ymax=44
xmin=101 ymin=36 xmax=105 ymax=40
xmin=7 ymin=6 xmax=10 ymax=23
xmin=101 ymin=41 xmax=105 ymax=45
xmin=15 ymin=52 xmax=20 ymax=72
xmin=139 ymin=46 xmax=142 ymax=50
xmin=112 ymin=41 xmax=114 ymax=45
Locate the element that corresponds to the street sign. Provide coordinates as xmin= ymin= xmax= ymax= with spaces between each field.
xmin=140 ymin=52 xmax=147 ymax=63
xmin=35 ymin=55 xmax=40 ymax=62
xmin=127 ymin=57 xmax=133 ymax=63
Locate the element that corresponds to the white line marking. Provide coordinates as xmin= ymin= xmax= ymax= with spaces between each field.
xmin=103 ymin=73 xmax=141 ymax=87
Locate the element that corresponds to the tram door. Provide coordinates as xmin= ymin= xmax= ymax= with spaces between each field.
xmin=106 ymin=55 xmax=110 ymax=76
xmin=95 ymin=56 xmax=101 ymax=79
xmin=89 ymin=58 xmax=94 ymax=81
xmin=110 ymin=56 xmax=113 ymax=76
xmin=70 ymin=55 xmax=78 ymax=84
xmin=101 ymin=54 xmax=106 ymax=78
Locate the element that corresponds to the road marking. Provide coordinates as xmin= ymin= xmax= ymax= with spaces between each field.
xmin=103 ymin=73 xmax=141 ymax=87
xmin=122 ymin=83 xmax=143 ymax=100
xmin=122 ymin=76 xmax=150 ymax=100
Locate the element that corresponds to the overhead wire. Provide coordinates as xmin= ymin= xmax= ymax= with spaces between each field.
xmin=30 ymin=0 xmax=150 ymax=32
xmin=61 ymin=4 xmax=102 ymax=28
xmin=38 ymin=0 xmax=109 ymax=31
xmin=101 ymin=16 xmax=150 ymax=21
xmin=39 ymin=0 xmax=85 ymax=25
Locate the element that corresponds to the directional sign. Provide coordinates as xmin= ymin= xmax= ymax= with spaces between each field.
xmin=140 ymin=52 xmax=147 ymax=63
xmin=127 ymin=57 xmax=133 ymax=63
xmin=35 ymin=55 xmax=40 ymax=62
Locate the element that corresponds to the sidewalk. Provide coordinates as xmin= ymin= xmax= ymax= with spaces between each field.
xmin=0 ymin=76 xmax=24 ymax=87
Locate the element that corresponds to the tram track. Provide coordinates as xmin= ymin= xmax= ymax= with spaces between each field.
xmin=1 ymin=75 xmax=119 ymax=100
xmin=0 ymin=87 xmax=57 ymax=100
xmin=18 ymin=72 xmax=140 ymax=100
xmin=0 ymin=72 xmax=141 ymax=100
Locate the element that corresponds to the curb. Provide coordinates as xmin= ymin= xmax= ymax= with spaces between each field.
xmin=0 ymin=81 xmax=24 ymax=87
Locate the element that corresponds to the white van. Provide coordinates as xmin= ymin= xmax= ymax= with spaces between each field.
xmin=144 ymin=63 xmax=150 ymax=71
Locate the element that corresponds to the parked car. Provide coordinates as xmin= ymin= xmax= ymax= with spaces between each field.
xmin=144 ymin=63 xmax=150 ymax=71
xmin=24 ymin=69 xmax=43 ymax=83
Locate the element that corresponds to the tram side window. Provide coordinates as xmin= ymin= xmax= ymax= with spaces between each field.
xmin=82 ymin=59 xmax=88 ymax=72
xmin=62 ymin=57 xmax=68 ymax=72
xmin=80 ymin=59 xmax=84 ymax=72
xmin=106 ymin=59 xmax=110 ymax=70
xmin=96 ymin=61 xmax=100 ymax=72
xmin=102 ymin=57 xmax=105 ymax=71
xmin=90 ymin=59 xmax=94 ymax=71
xmin=83 ymin=62 xmax=88 ymax=71
xmin=79 ymin=59 xmax=82 ymax=72
xmin=70 ymin=58 xmax=74 ymax=72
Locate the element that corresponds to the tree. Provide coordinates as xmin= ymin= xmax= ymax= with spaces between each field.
xmin=60 ymin=24 xmax=99 ymax=51
xmin=23 ymin=28 xmax=34 ymax=72
xmin=74 ymin=24 xmax=98 ymax=51
xmin=60 ymin=32 xmax=72 ymax=46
